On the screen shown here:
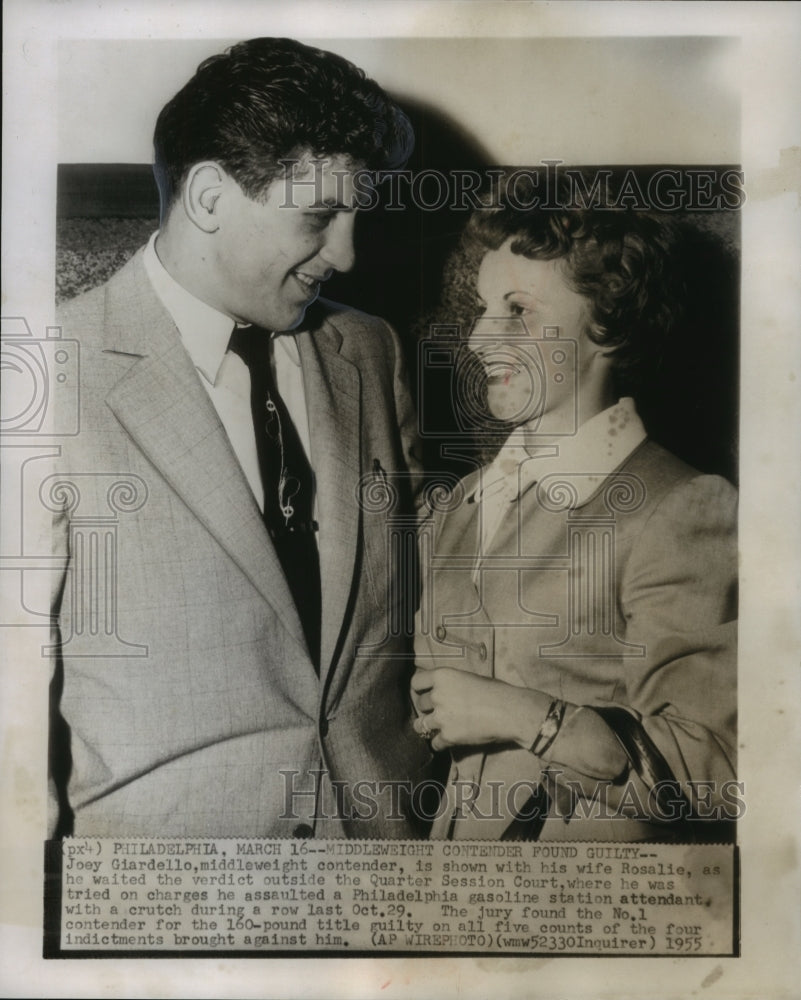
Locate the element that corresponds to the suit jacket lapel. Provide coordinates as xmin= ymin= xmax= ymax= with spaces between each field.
xmin=297 ymin=318 xmax=361 ymax=681
xmin=422 ymin=468 xmax=483 ymax=625
xmin=101 ymin=252 xmax=308 ymax=656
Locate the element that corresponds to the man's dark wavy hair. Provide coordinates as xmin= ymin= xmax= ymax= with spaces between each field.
xmin=153 ymin=37 xmax=413 ymax=215
xmin=465 ymin=171 xmax=683 ymax=393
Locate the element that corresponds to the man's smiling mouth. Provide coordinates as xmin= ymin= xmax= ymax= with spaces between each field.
xmin=292 ymin=270 xmax=321 ymax=290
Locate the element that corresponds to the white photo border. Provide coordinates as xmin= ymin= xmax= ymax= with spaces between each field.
xmin=2 ymin=2 xmax=800 ymax=998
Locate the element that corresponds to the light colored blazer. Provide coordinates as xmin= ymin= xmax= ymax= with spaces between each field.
xmin=49 ymin=249 xmax=432 ymax=838
xmin=415 ymin=440 xmax=738 ymax=840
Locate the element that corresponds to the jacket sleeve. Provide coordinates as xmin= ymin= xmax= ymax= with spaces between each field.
xmin=47 ymin=363 xmax=74 ymax=838
xmin=542 ymin=473 xmax=738 ymax=822
xmin=615 ymin=473 xmax=738 ymax=811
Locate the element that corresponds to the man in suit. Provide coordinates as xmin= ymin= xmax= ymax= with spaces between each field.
xmin=49 ymin=38 xmax=432 ymax=838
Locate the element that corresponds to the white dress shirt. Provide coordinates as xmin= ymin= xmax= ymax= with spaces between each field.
xmin=142 ymin=232 xmax=313 ymax=516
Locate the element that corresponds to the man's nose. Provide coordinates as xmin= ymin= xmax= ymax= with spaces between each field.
xmin=320 ymin=213 xmax=356 ymax=273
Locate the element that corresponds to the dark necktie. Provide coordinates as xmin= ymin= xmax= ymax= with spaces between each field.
xmin=228 ymin=325 xmax=321 ymax=671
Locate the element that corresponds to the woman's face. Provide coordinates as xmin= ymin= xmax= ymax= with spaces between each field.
xmin=468 ymin=241 xmax=598 ymax=430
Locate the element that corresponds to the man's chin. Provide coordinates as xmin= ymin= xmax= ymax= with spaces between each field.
xmin=268 ymin=304 xmax=311 ymax=334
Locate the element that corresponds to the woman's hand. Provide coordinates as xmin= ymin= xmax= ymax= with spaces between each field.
xmin=410 ymin=666 xmax=548 ymax=752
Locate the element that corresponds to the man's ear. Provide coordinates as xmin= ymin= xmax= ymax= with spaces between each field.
xmin=182 ymin=162 xmax=225 ymax=233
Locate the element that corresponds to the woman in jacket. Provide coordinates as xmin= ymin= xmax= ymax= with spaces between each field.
xmin=412 ymin=177 xmax=738 ymax=841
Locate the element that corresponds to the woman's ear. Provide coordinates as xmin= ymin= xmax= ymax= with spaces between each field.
xmin=182 ymin=161 xmax=224 ymax=233
xmin=584 ymin=312 xmax=609 ymax=346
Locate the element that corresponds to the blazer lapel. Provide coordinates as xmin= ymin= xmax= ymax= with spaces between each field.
xmin=101 ymin=253 xmax=308 ymax=655
xmin=297 ymin=318 xmax=361 ymax=681
xmin=425 ymin=473 xmax=487 ymax=633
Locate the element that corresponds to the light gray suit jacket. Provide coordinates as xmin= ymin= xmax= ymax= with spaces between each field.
xmin=49 ymin=249 xmax=432 ymax=838
xmin=415 ymin=441 xmax=738 ymax=840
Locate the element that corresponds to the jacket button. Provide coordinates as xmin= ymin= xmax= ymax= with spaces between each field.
xmin=293 ymin=823 xmax=314 ymax=838
xmin=478 ymin=642 xmax=488 ymax=661
xmin=436 ymin=626 xmax=447 ymax=640
xmin=319 ymin=718 xmax=329 ymax=738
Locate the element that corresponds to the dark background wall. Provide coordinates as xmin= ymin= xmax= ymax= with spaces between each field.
xmin=57 ymin=158 xmax=739 ymax=485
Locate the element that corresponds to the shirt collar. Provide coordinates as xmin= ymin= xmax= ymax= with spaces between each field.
xmin=143 ymin=232 xmax=237 ymax=386
xmin=472 ymin=397 xmax=647 ymax=508
xmin=143 ymin=232 xmax=304 ymax=376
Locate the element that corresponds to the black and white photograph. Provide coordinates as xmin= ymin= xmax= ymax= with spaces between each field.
xmin=1 ymin=1 xmax=799 ymax=997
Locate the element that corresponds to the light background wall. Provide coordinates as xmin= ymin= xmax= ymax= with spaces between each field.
xmin=58 ymin=36 xmax=740 ymax=165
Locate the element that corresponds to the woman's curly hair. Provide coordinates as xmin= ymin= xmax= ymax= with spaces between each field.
xmin=462 ymin=171 xmax=684 ymax=395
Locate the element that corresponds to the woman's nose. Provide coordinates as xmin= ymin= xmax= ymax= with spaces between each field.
xmin=468 ymin=315 xmax=529 ymax=356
